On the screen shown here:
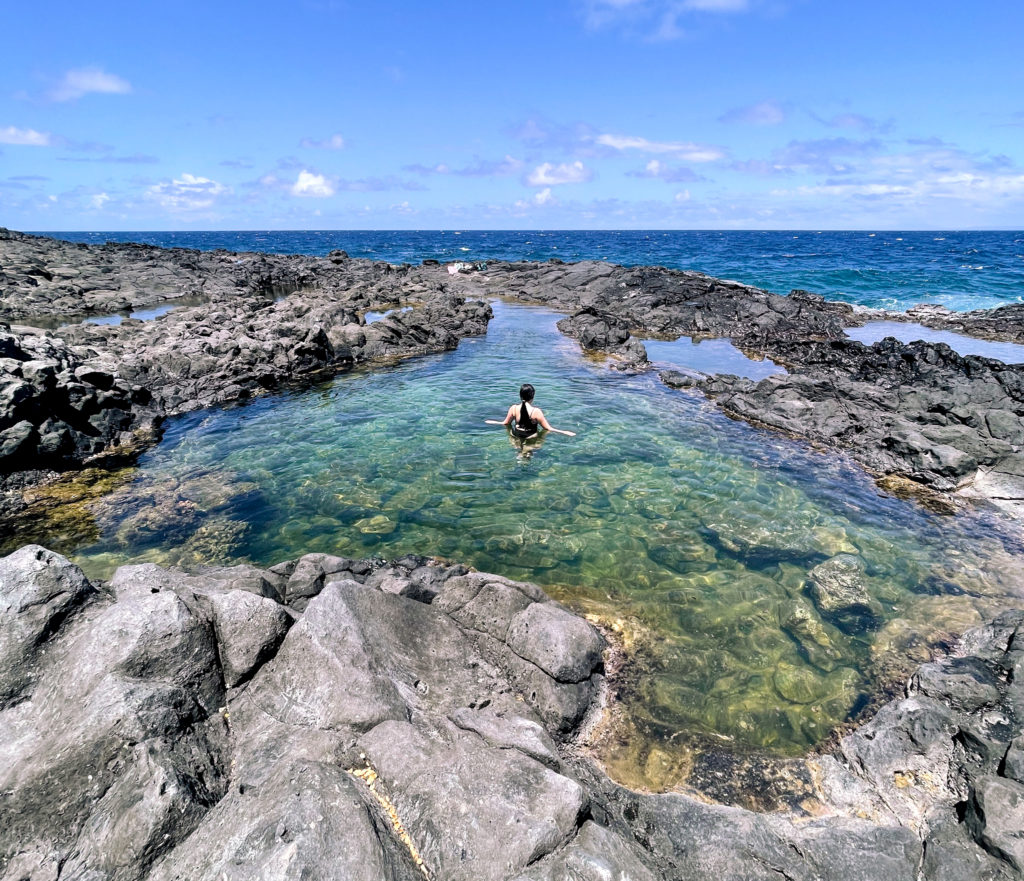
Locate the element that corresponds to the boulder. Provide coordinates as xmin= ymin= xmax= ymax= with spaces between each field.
xmin=358 ymin=719 xmax=586 ymax=881
xmin=207 ymin=589 xmax=292 ymax=687
xmin=0 ymin=545 xmax=94 ymax=704
xmin=506 ymin=601 xmax=605 ymax=684
xmin=966 ymin=776 xmax=1024 ymax=872
xmin=807 ymin=554 xmax=881 ymax=631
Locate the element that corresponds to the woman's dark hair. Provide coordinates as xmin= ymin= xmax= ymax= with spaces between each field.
xmin=519 ymin=383 xmax=535 ymax=402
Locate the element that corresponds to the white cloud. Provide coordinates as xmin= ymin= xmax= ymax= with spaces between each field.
xmin=291 ymin=170 xmax=335 ymax=197
xmin=147 ymin=173 xmax=229 ymax=211
xmin=90 ymin=192 xmax=110 ymax=209
xmin=674 ymin=190 xmax=691 ymax=202
xmin=534 ymin=188 xmax=553 ymax=205
xmin=526 ymin=161 xmax=592 ymax=186
xmin=0 ymin=126 xmax=52 ymax=146
xmin=50 ymin=68 xmax=132 ymax=102
xmin=300 ymin=133 xmax=345 ymax=150
xmin=596 ymin=133 xmax=724 ymax=162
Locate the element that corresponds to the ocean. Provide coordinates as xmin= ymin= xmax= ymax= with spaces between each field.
xmin=35 ymin=229 xmax=1024 ymax=313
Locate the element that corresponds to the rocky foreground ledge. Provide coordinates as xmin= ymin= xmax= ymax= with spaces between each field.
xmin=3 ymin=544 xmax=1024 ymax=880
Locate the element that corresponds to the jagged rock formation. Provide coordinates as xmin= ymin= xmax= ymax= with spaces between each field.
xmin=2 ymin=545 xmax=1023 ymax=880
xmin=661 ymin=336 xmax=1024 ymax=515
xmin=0 ymin=326 xmax=159 ymax=471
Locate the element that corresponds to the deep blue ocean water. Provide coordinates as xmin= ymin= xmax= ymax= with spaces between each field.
xmin=36 ymin=230 xmax=1024 ymax=313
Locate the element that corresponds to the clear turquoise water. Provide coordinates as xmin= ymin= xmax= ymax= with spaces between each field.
xmin=65 ymin=301 xmax=1024 ymax=771
xmin=39 ymin=229 xmax=1024 ymax=312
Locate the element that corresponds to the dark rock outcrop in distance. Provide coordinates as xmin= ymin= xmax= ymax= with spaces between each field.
xmin=0 ymin=230 xmax=491 ymax=482
xmin=3 ymin=543 xmax=1024 ymax=880
xmin=0 ymin=227 xmax=311 ymax=320
xmin=889 ymin=302 xmax=1024 ymax=345
xmin=467 ymin=260 xmax=855 ymax=347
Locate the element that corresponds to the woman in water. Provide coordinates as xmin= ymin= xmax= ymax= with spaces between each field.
xmin=488 ymin=383 xmax=576 ymax=438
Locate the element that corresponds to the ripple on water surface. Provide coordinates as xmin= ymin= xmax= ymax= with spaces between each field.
xmin=34 ymin=301 xmax=1024 ymax=789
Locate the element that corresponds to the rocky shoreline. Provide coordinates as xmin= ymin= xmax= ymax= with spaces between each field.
xmin=2 ymin=228 xmax=1021 ymax=522
xmin=3 ymin=544 xmax=1023 ymax=880
xmin=2 ymin=230 xmax=1024 ymax=878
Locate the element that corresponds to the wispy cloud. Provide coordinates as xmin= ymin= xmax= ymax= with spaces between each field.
xmin=581 ymin=0 xmax=753 ymax=40
xmin=510 ymin=118 xmax=598 ymax=154
xmin=58 ymin=153 xmax=158 ymax=164
xmin=258 ymin=171 xmax=424 ymax=195
xmin=146 ymin=173 xmax=229 ymax=212
xmin=770 ymin=137 xmax=884 ymax=174
xmin=729 ymin=158 xmax=790 ymax=175
xmin=336 ymin=176 xmax=426 ymax=192
xmin=596 ymin=133 xmax=725 ymax=162
xmin=220 ymin=159 xmax=254 ymax=169
xmin=719 ymin=100 xmax=785 ymax=125
xmin=300 ymin=133 xmax=345 ymax=149
xmin=526 ymin=161 xmax=592 ymax=186
xmin=405 ymin=155 xmax=525 ymax=177
xmin=811 ymin=110 xmax=894 ymax=134
xmin=0 ymin=126 xmax=52 ymax=146
xmin=49 ymin=68 xmax=132 ymax=102
xmin=684 ymin=0 xmax=748 ymax=8
xmin=766 ymin=145 xmax=1024 ymax=211
xmin=627 ymin=159 xmax=705 ymax=182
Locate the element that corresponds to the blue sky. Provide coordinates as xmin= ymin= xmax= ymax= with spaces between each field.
xmin=2 ymin=0 xmax=1022 ymax=230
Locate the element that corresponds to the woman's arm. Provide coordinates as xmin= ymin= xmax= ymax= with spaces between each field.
xmin=485 ymin=405 xmax=517 ymax=426
xmin=535 ymin=409 xmax=576 ymax=437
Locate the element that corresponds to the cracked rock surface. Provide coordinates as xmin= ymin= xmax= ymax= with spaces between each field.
xmin=3 ymin=545 xmax=1024 ymax=880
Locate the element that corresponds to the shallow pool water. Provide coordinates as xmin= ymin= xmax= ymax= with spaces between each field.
xmin=82 ymin=303 xmax=178 ymax=325
xmin=642 ymin=335 xmax=784 ymax=380
xmin=46 ymin=301 xmax=1024 ymax=784
xmin=847 ymin=320 xmax=1024 ymax=364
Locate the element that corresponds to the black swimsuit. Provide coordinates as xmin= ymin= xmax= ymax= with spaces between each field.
xmin=510 ymin=402 xmax=538 ymax=438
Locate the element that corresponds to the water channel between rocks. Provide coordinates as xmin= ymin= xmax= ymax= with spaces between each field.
xmin=27 ymin=300 xmax=1024 ymax=790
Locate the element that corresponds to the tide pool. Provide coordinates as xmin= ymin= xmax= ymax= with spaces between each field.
xmin=35 ymin=300 xmax=1024 ymax=787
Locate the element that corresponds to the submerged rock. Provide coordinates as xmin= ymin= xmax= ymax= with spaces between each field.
xmin=807 ymin=554 xmax=882 ymax=632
